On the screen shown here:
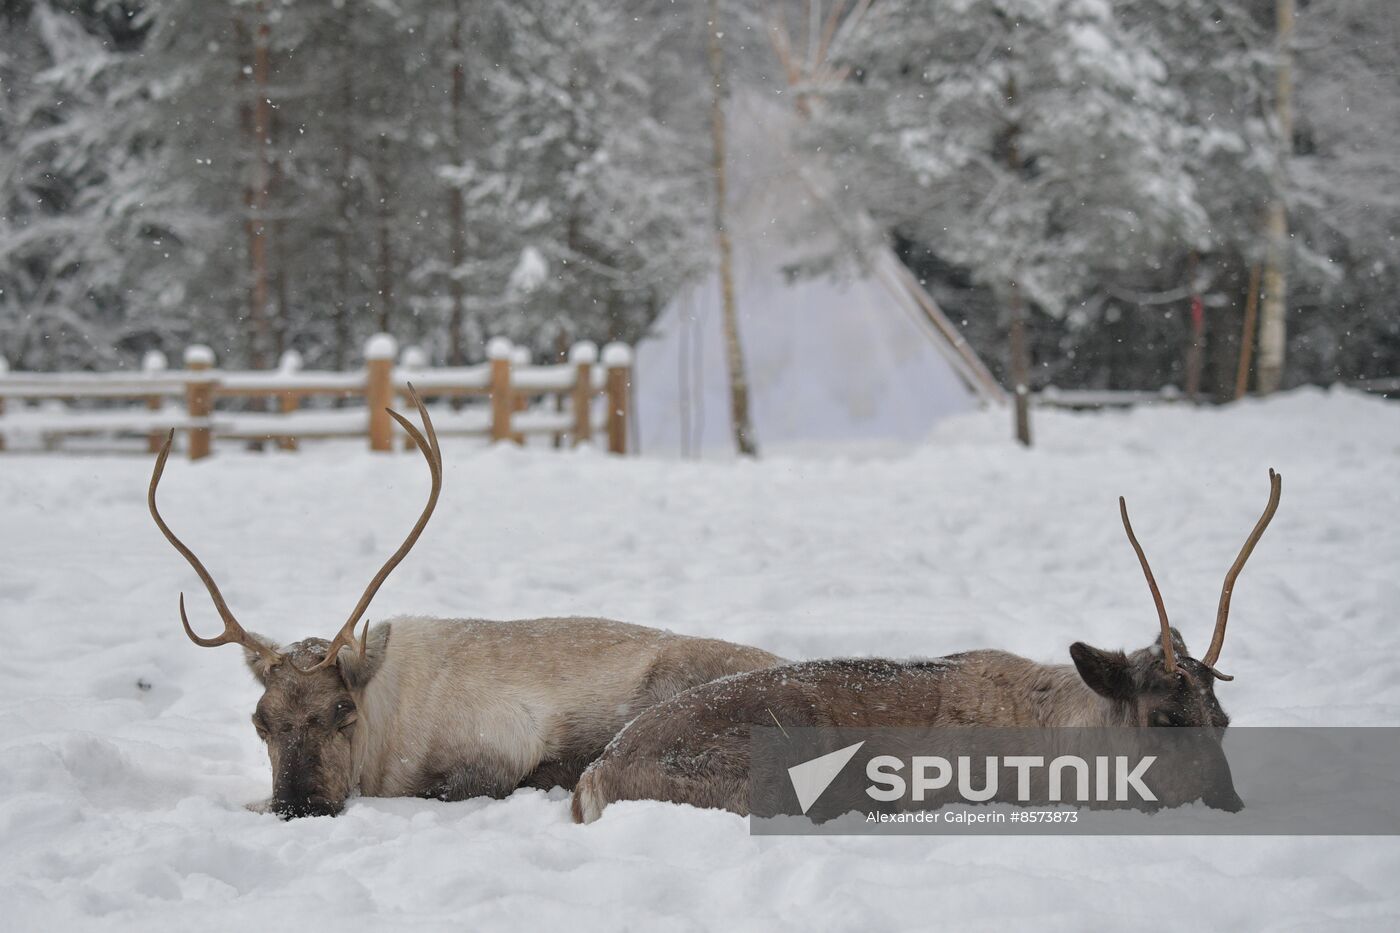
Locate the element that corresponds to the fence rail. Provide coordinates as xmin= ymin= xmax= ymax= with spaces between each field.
xmin=0 ymin=334 xmax=633 ymax=459
xmin=1032 ymin=386 xmax=1185 ymax=410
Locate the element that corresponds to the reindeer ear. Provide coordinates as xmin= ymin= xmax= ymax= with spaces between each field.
xmin=1070 ymin=642 xmax=1135 ymax=702
xmin=337 ymin=622 xmax=390 ymax=692
xmin=242 ymin=634 xmax=281 ymax=685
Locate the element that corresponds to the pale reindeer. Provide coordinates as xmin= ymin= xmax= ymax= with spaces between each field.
xmin=573 ymin=472 xmax=1282 ymax=822
xmin=149 ymin=389 xmax=780 ymax=818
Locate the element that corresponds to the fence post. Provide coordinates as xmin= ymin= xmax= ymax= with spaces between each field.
xmin=142 ymin=350 xmax=169 ymax=454
xmin=276 ymin=350 xmax=303 ymax=451
xmin=511 ymin=345 xmax=530 ymax=414
xmin=488 ymin=337 xmax=515 ymax=444
xmin=0 ymin=356 xmax=7 ymax=452
xmin=366 ymin=333 xmax=397 ymax=452
xmin=184 ymin=345 xmax=215 ymax=461
xmin=570 ymin=341 xmax=597 ymax=446
xmin=602 ymin=342 xmax=632 ymax=455
xmin=398 ymin=346 xmax=428 ymax=450
xmin=510 ymin=345 xmax=531 ymax=443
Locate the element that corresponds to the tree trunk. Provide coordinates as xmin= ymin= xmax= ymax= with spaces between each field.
xmin=333 ymin=2 xmax=356 ymax=370
xmin=1003 ymin=72 xmax=1031 ymax=446
xmin=446 ymin=1 xmax=468 ymax=366
xmin=375 ymin=134 xmax=396 ymax=335
xmin=1256 ymin=0 xmax=1294 ymax=395
xmin=244 ymin=3 xmax=274 ymax=369
xmin=706 ymin=0 xmax=758 ymax=457
xmin=1008 ymin=281 xmax=1032 ymax=447
xmin=1234 ymin=263 xmax=1262 ymax=399
xmin=1183 ymin=252 xmax=1204 ymax=402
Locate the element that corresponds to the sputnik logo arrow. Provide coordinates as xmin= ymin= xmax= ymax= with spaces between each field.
xmin=787 ymin=741 xmax=865 ymax=814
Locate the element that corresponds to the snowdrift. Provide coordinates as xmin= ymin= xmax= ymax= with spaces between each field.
xmin=1 ymin=388 xmax=1398 ymax=929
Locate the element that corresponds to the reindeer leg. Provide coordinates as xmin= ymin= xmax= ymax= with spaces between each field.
xmin=519 ymin=754 xmax=596 ymax=792
xmin=414 ymin=753 xmax=522 ymax=802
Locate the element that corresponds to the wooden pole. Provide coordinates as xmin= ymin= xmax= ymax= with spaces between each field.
xmin=142 ymin=350 xmax=169 ymax=454
xmin=488 ymin=337 xmax=515 ymax=444
xmin=552 ymin=333 xmax=568 ymax=449
xmin=398 ymin=346 xmax=428 ymax=450
xmin=570 ymin=341 xmax=596 ymax=446
xmin=276 ymin=350 xmax=302 ymax=451
xmin=706 ymin=0 xmax=759 ymax=457
xmin=1003 ymin=72 xmax=1031 ymax=447
xmin=1008 ymin=282 xmax=1032 ymax=447
xmin=245 ymin=2 xmax=275 ymax=369
xmin=365 ymin=333 xmax=397 ymax=452
xmin=511 ymin=346 xmax=530 ymax=415
xmin=446 ymin=0 xmax=468 ymax=366
xmin=603 ymin=342 xmax=632 ymax=455
xmin=184 ymin=346 xmax=216 ymax=461
xmin=509 ymin=345 xmax=529 ymax=443
xmin=1183 ymin=252 xmax=1205 ymax=403
xmin=1234 ymin=264 xmax=1263 ymax=400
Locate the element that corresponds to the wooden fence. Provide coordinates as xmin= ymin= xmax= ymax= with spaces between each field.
xmin=0 ymin=334 xmax=633 ymax=459
xmin=1032 ymin=386 xmax=1185 ymax=410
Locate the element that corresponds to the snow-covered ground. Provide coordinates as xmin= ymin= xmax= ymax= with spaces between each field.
xmin=2 ymin=388 xmax=1398 ymax=931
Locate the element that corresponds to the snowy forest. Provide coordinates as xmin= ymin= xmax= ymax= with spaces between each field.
xmin=1 ymin=0 xmax=1397 ymax=398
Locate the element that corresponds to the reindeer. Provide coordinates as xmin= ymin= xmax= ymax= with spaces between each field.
xmin=149 ymin=389 xmax=781 ymax=819
xmin=572 ymin=472 xmax=1282 ymax=822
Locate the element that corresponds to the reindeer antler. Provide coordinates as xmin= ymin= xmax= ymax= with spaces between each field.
xmin=149 ymin=432 xmax=283 ymax=667
xmin=151 ymin=384 xmax=442 ymax=676
xmin=1202 ymin=469 xmax=1282 ymax=671
xmin=292 ymin=384 xmax=441 ymax=673
xmin=1119 ymin=496 xmax=1176 ymax=673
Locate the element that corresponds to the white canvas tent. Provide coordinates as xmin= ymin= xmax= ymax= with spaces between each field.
xmin=635 ymin=91 xmax=1004 ymax=457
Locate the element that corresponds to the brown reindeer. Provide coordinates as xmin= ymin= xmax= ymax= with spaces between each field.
xmin=149 ymin=388 xmax=780 ymax=818
xmin=572 ymin=472 xmax=1282 ymax=822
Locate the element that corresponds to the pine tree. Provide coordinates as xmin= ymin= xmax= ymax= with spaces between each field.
xmin=0 ymin=1 xmax=178 ymax=369
xmin=812 ymin=0 xmax=1212 ymax=438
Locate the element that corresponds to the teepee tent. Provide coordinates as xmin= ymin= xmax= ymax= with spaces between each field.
xmin=636 ymin=0 xmax=1002 ymax=456
xmin=635 ymin=89 xmax=1004 ymax=457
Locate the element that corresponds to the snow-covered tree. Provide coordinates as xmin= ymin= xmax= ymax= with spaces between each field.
xmin=0 ymin=0 xmax=183 ymax=369
xmin=435 ymin=0 xmax=710 ymax=357
xmin=810 ymin=0 xmax=1213 ymax=438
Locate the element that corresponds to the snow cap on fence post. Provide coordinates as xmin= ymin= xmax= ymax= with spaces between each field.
xmin=602 ymin=343 xmax=632 ymax=455
xmin=511 ymin=345 xmax=530 ymax=366
xmin=0 ymin=356 xmax=8 ymax=374
xmin=601 ymin=342 xmax=632 ymax=368
xmin=400 ymin=345 xmax=428 ymax=369
xmin=569 ymin=340 xmax=598 ymax=365
xmin=278 ymin=349 xmax=304 ymax=373
xmin=569 ymin=341 xmax=597 ymax=446
xmin=365 ymin=334 xmax=397 ymax=452
xmin=184 ymin=345 xmax=215 ymax=368
xmin=365 ymin=332 xmax=398 ymax=361
xmin=486 ymin=336 xmax=514 ymax=361
xmin=183 ymin=345 xmax=215 ymax=461
xmin=142 ymin=351 xmax=169 ymax=453
xmin=488 ymin=338 xmax=516 ymax=443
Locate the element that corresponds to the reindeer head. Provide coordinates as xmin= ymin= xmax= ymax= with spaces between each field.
xmin=1070 ymin=470 xmax=1283 ymax=731
xmin=148 ymin=387 xmax=441 ymax=819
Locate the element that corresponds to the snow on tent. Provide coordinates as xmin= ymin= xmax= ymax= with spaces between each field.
xmin=635 ymin=92 xmax=1004 ymax=456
